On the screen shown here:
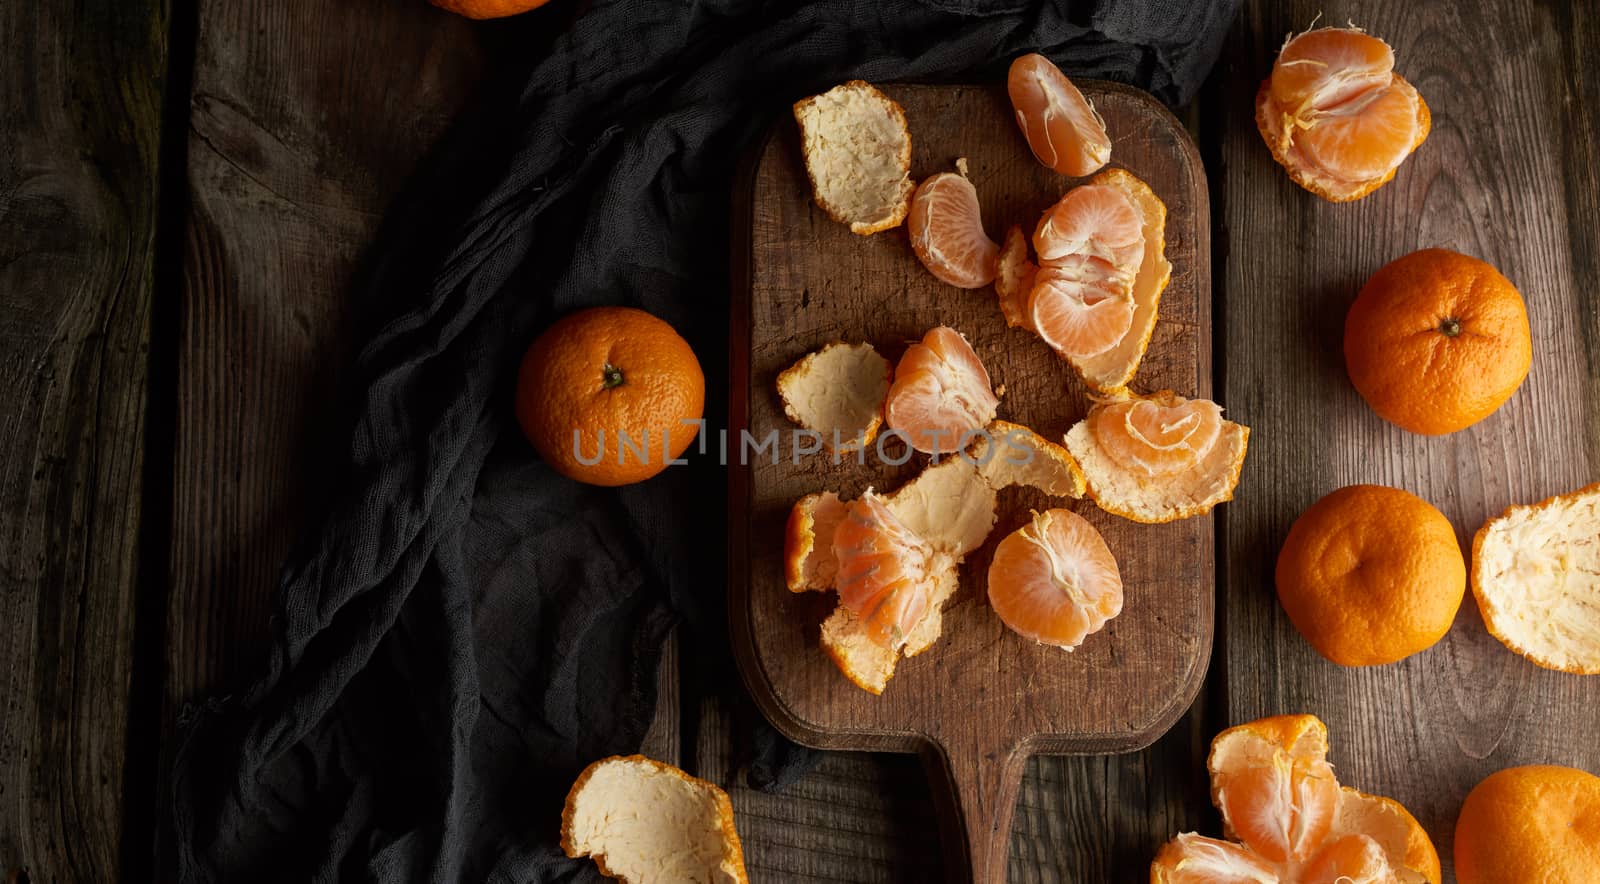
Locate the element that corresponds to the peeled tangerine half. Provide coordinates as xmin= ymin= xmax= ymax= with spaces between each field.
xmin=776 ymin=341 xmax=893 ymax=453
xmin=884 ymin=326 xmax=1001 ymax=455
xmin=1471 ymin=481 xmax=1600 ymax=674
xmin=1014 ymin=168 xmax=1171 ymax=394
xmin=1151 ymin=714 xmax=1441 ymax=884
xmin=1256 ymin=26 xmax=1430 ymax=202
xmin=1008 ymin=53 xmax=1112 ymax=177
xmin=909 ymin=162 xmax=999 ymax=289
xmin=784 ymin=458 xmax=997 ymax=694
xmin=1065 ymin=390 xmax=1248 ymax=524
xmin=988 ymin=508 xmax=1121 ymax=650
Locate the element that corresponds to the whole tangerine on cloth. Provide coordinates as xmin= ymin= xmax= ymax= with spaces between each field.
xmin=1344 ymin=248 xmax=1531 ymax=435
xmin=1455 ymin=764 xmax=1600 ymax=883
xmin=430 ymin=0 xmax=550 ymax=19
xmin=515 ymin=306 xmax=704 ymax=486
xmin=1275 ymin=484 xmax=1465 ymax=666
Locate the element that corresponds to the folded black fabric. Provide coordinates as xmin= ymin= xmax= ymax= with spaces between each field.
xmin=168 ymin=1 xmax=1236 ymax=880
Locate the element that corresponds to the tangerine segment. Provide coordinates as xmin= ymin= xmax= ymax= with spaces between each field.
xmin=1007 ymin=53 xmax=1111 ymax=177
xmin=884 ymin=326 xmax=1000 ymax=454
xmin=994 ymin=225 xmax=1038 ymax=331
xmin=1296 ymin=83 xmax=1421 ymax=182
xmin=1269 ymin=28 xmax=1395 ymax=111
xmin=909 ymin=169 xmax=999 ymax=289
xmin=1332 ymin=789 xmax=1441 ymax=884
xmin=1033 ymin=184 xmax=1144 ymax=268
xmin=831 ymin=493 xmax=935 ymax=649
xmin=1214 ymin=753 xmax=1340 ymax=864
xmin=1299 ymin=833 xmax=1412 ymax=884
xmin=1150 ymin=834 xmax=1280 ymax=884
xmin=1091 ymin=395 xmax=1224 ymax=477
xmin=987 ymin=509 xmax=1122 ymax=649
xmin=1029 ymin=268 xmax=1136 ymax=359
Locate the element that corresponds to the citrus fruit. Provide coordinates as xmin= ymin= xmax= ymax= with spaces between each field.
xmin=794 ymin=458 xmax=997 ymax=693
xmin=776 ymin=341 xmax=892 ymax=453
xmin=1344 ymin=248 xmax=1532 ymax=435
xmin=793 ymin=81 xmax=914 ymax=235
xmin=993 ymin=225 xmax=1037 ymax=330
xmin=1032 ymin=183 xmax=1144 ymax=267
xmin=1275 ymin=484 xmax=1465 ymax=666
xmin=1065 ymin=168 xmax=1171 ymax=393
xmin=1064 ymin=390 xmax=1249 ymax=524
xmin=967 ymin=419 xmax=1086 ymax=499
xmin=515 ymin=307 xmax=704 ymax=486
xmin=1007 ymin=53 xmax=1111 ymax=177
xmin=1256 ymin=26 xmax=1430 ymax=201
xmin=1152 ymin=714 xmax=1441 ymax=883
xmin=429 ymin=0 xmax=550 ymax=19
xmin=883 ymin=326 xmax=1000 ymax=454
xmin=987 ymin=508 xmax=1122 ymax=649
xmin=832 ymin=492 xmax=936 ymax=649
xmin=1471 ymin=481 xmax=1600 ymax=674
xmin=1455 ymin=764 xmax=1600 ymax=883
xmin=561 ymin=755 xmax=748 ymax=884
xmin=908 ymin=164 xmax=999 ymax=288
xmin=1019 ymin=170 xmax=1169 ymax=393
xmin=1090 ymin=395 xmax=1223 ymax=477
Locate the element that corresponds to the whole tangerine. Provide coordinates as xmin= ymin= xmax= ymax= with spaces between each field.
xmin=1455 ymin=764 xmax=1600 ymax=883
xmin=1275 ymin=484 xmax=1465 ymax=666
xmin=429 ymin=0 xmax=550 ymax=20
xmin=515 ymin=307 xmax=704 ymax=487
xmin=1344 ymin=248 xmax=1531 ymax=435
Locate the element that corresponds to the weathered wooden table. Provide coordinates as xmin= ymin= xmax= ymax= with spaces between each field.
xmin=3 ymin=1 xmax=1596 ymax=881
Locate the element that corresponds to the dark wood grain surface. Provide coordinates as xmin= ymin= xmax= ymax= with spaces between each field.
xmin=0 ymin=0 xmax=166 ymax=880
xmin=1219 ymin=2 xmax=1600 ymax=880
xmin=731 ymin=82 xmax=1213 ymax=882
xmin=2 ymin=0 xmax=1599 ymax=881
xmin=167 ymin=0 xmax=484 ymax=722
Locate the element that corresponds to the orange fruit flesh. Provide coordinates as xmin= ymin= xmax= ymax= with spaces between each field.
xmin=831 ymin=493 xmax=935 ymax=648
xmin=1270 ymin=28 xmax=1394 ymax=110
xmin=1007 ymin=53 xmax=1111 ymax=177
xmin=908 ymin=171 xmax=998 ymax=289
xmin=1027 ymin=267 xmax=1136 ymax=358
xmin=1090 ymin=396 xmax=1224 ymax=477
xmin=1215 ymin=753 xmax=1340 ymax=863
xmin=1154 ymin=714 xmax=1441 ymax=883
xmin=884 ymin=326 xmax=1000 ymax=454
xmin=1032 ymin=184 xmax=1144 ymax=266
xmin=1151 ymin=833 xmax=1279 ymax=883
xmin=1026 ymin=184 xmax=1146 ymax=360
xmin=1258 ymin=27 xmax=1426 ymax=198
xmin=986 ymin=508 xmax=1122 ymax=649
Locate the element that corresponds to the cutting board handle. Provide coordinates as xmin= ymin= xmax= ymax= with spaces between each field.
xmin=922 ymin=737 xmax=1030 ymax=884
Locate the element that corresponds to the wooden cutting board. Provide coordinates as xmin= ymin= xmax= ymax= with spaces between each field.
xmin=729 ymin=82 xmax=1211 ymax=883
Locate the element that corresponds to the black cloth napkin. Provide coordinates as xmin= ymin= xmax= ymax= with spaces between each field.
xmin=168 ymin=1 xmax=1236 ymax=880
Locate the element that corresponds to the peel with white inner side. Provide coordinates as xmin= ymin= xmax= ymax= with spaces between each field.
xmin=793 ymin=80 xmax=914 ymax=235
xmin=1471 ymin=482 xmax=1600 ymax=674
xmin=561 ymin=755 xmax=748 ymax=884
xmin=787 ymin=457 xmax=997 ymax=694
xmin=1066 ymin=390 xmax=1248 ymax=524
xmin=776 ymin=341 xmax=892 ymax=453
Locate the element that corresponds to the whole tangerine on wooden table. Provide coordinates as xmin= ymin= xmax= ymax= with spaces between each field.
xmin=1275 ymin=484 xmax=1466 ymax=666
xmin=1344 ymin=248 xmax=1532 ymax=435
xmin=516 ymin=306 xmax=704 ymax=486
xmin=1455 ymin=764 xmax=1600 ymax=883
